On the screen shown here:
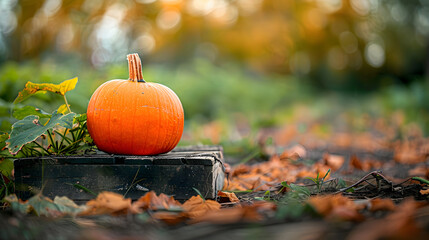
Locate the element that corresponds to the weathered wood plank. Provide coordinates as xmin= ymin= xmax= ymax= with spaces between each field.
xmin=14 ymin=146 xmax=225 ymax=202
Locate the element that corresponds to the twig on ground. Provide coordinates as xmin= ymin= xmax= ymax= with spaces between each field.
xmin=335 ymin=171 xmax=394 ymax=194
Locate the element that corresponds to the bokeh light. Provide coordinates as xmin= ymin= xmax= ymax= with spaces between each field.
xmin=0 ymin=0 xmax=427 ymax=90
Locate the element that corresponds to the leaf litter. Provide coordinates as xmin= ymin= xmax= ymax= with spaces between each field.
xmin=2 ymin=114 xmax=429 ymax=239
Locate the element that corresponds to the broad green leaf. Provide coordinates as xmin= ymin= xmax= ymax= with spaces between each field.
xmin=13 ymin=106 xmax=51 ymax=120
xmin=73 ymin=113 xmax=87 ymax=124
xmin=13 ymin=77 xmax=78 ymax=103
xmin=0 ymin=133 xmax=8 ymax=148
xmin=6 ymin=111 xmax=76 ymax=155
xmin=53 ymin=196 xmax=88 ymax=215
xmin=83 ymin=135 xmax=94 ymax=144
xmin=57 ymin=104 xmax=69 ymax=114
xmin=4 ymin=194 xmax=30 ymax=214
xmin=5 ymin=194 xmax=87 ymax=216
xmin=0 ymin=99 xmax=11 ymax=117
xmin=27 ymin=194 xmax=61 ymax=216
xmin=0 ymin=158 xmax=13 ymax=177
xmin=276 ymin=201 xmax=308 ymax=219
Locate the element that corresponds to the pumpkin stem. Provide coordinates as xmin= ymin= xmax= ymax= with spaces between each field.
xmin=127 ymin=53 xmax=145 ymax=82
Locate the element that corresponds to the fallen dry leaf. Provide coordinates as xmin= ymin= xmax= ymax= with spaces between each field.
xmin=323 ymin=153 xmax=344 ymax=171
xmin=349 ymin=155 xmax=382 ymax=172
xmin=308 ymin=194 xmax=364 ymax=221
xmin=350 ymin=154 xmax=365 ymax=171
xmin=370 ymin=198 xmax=396 ymax=212
xmin=394 ymin=141 xmax=427 ymax=164
xmin=409 ymin=165 xmax=429 ymax=179
xmin=131 ymin=191 xmax=182 ymax=213
xmin=182 ymin=195 xmax=221 ymax=218
xmin=80 ymin=192 xmax=132 ymax=216
xmin=151 ymin=211 xmax=186 ymax=225
xmin=279 ymin=144 xmax=307 ymax=160
xmin=225 ymin=150 xmax=336 ymax=191
xmin=231 ymin=164 xmax=251 ymax=177
xmin=420 ymin=188 xmax=429 ymax=195
xmin=217 ymin=191 xmax=240 ymax=203
xmin=348 ymin=199 xmax=428 ymax=240
xmin=190 ymin=205 xmax=263 ymax=224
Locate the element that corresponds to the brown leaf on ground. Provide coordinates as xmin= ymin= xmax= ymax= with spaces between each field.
xmin=313 ymin=163 xmax=332 ymax=179
xmin=350 ymin=154 xmax=364 ymax=170
xmin=370 ymin=198 xmax=396 ymax=212
xmin=131 ymin=191 xmax=182 ymax=214
xmin=227 ymin=173 xmax=274 ymax=191
xmin=349 ymin=155 xmax=382 ymax=171
xmin=323 ymin=153 xmax=344 ymax=171
xmin=409 ymin=165 xmax=429 ymax=179
xmin=420 ymin=188 xmax=429 ymax=195
xmin=190 ymin=204 xmax=263 ymax=224
xmin=217 ymin=191 xmax=240 ymax=203
xmin=182 ymin=195 xmax=221 ymax=218
xmin=151 ymin=211 xmax=186 ymax=225
xmin=394 ymin=141 xmax=427 ymax=164
xmin=80 ymin=192 xmax=132 ymax=216
xmin=347 ymin=199 xmax=429 ymax=240
xmin=224 ymin=153 xmax=338 ymax=191
xmin=231 ymin=164 xmax=251 ymax=177
xmin=279 ymin=144 xmax=307 ymax=160
xmin=308 ymin=194 xmax=364 ymax=222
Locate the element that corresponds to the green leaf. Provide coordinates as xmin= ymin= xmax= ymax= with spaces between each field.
xmin=53 ymin=196 xmax=88 ymax=215
xmin=73 ymin=113 xmax=87 ymax=124
xmin=0 ymin=133 xmax=9 ymax=149
xmin=280 ymin=181 xmax=288 ymax=187
xmin=337 ymin=178 xmax=347 ymax=189
xmin=192 ymin=187 xmax=206 ymax=201
xmin=305 ymin=177 xmax=317 ymax=184
xmin=412 ymin=177 xmax=429 ymax=185
xmin=0 ymin=158 xmax=14 ymax=178
xmin=13 ymin=106 xmax=51 ymax=120
xmin=83 ymin=135 xmax=94 ymax=144
xmin=322 ymin=169 xmax=331 ymax=180
xmin=27 ymin=194 xmax=61 ymax=216
xmin=4 ymin=194 xmax=87 ymax=216
xmin=288 ymin=183 xmax=311 ymax=197
xmin=276 ymin=201 xmax=311 ymax=219
xmin=6 ymin=111 xmax=76 ymax=155
xmin=57 ymin=104 xmax=70 ymax=114
xmin=71 ymin=183 xmax=96 ymax=196
xmin=4 ymin=194 xmax=30 ymax=214
xmin=13 ymin=77 xmax=78 ymax=103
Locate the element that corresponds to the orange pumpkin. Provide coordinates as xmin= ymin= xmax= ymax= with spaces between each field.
xmin=87 ymin=53 xmax=184 ymax=155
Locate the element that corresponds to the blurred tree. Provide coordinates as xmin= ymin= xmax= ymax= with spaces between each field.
xmin=1 ymin=0 xmax=428 ymax=91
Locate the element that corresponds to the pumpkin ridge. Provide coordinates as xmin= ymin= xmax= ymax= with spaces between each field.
xmin=166 ymin=87 xmax=183 ymax=151
xmin=157 ymin=84 xmax=173 ymax=152
xmin=129 ymin=82 xmax=139 ymax=154
xmin=138 ymin=83 xmax=153 ymax=154
xmin=166 ymin=86 xmax=181 ymax=152
xmin=153 ymin=84 xmax=164 ymax=154
xmin=107 ymin=80 xmax=127 ymax=153
xmin=88 ymin=80 xmax=121 ymax=151
xmin=157 ymin=84 xmax=177 ymax=152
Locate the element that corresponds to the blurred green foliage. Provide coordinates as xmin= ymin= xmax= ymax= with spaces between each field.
xmin=0 ymin=0 xmax=428 ymax=146
xmin=0 ymin=59 xmax=311 ymax=129
xmin=0 ymin=0 xmax=428 ymax=91
xmin=1 ymin=59 xmax=428 ymax=138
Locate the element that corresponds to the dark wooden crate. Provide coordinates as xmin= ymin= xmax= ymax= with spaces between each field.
xmin=14 ymin=146 xmax=225 ymax=203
